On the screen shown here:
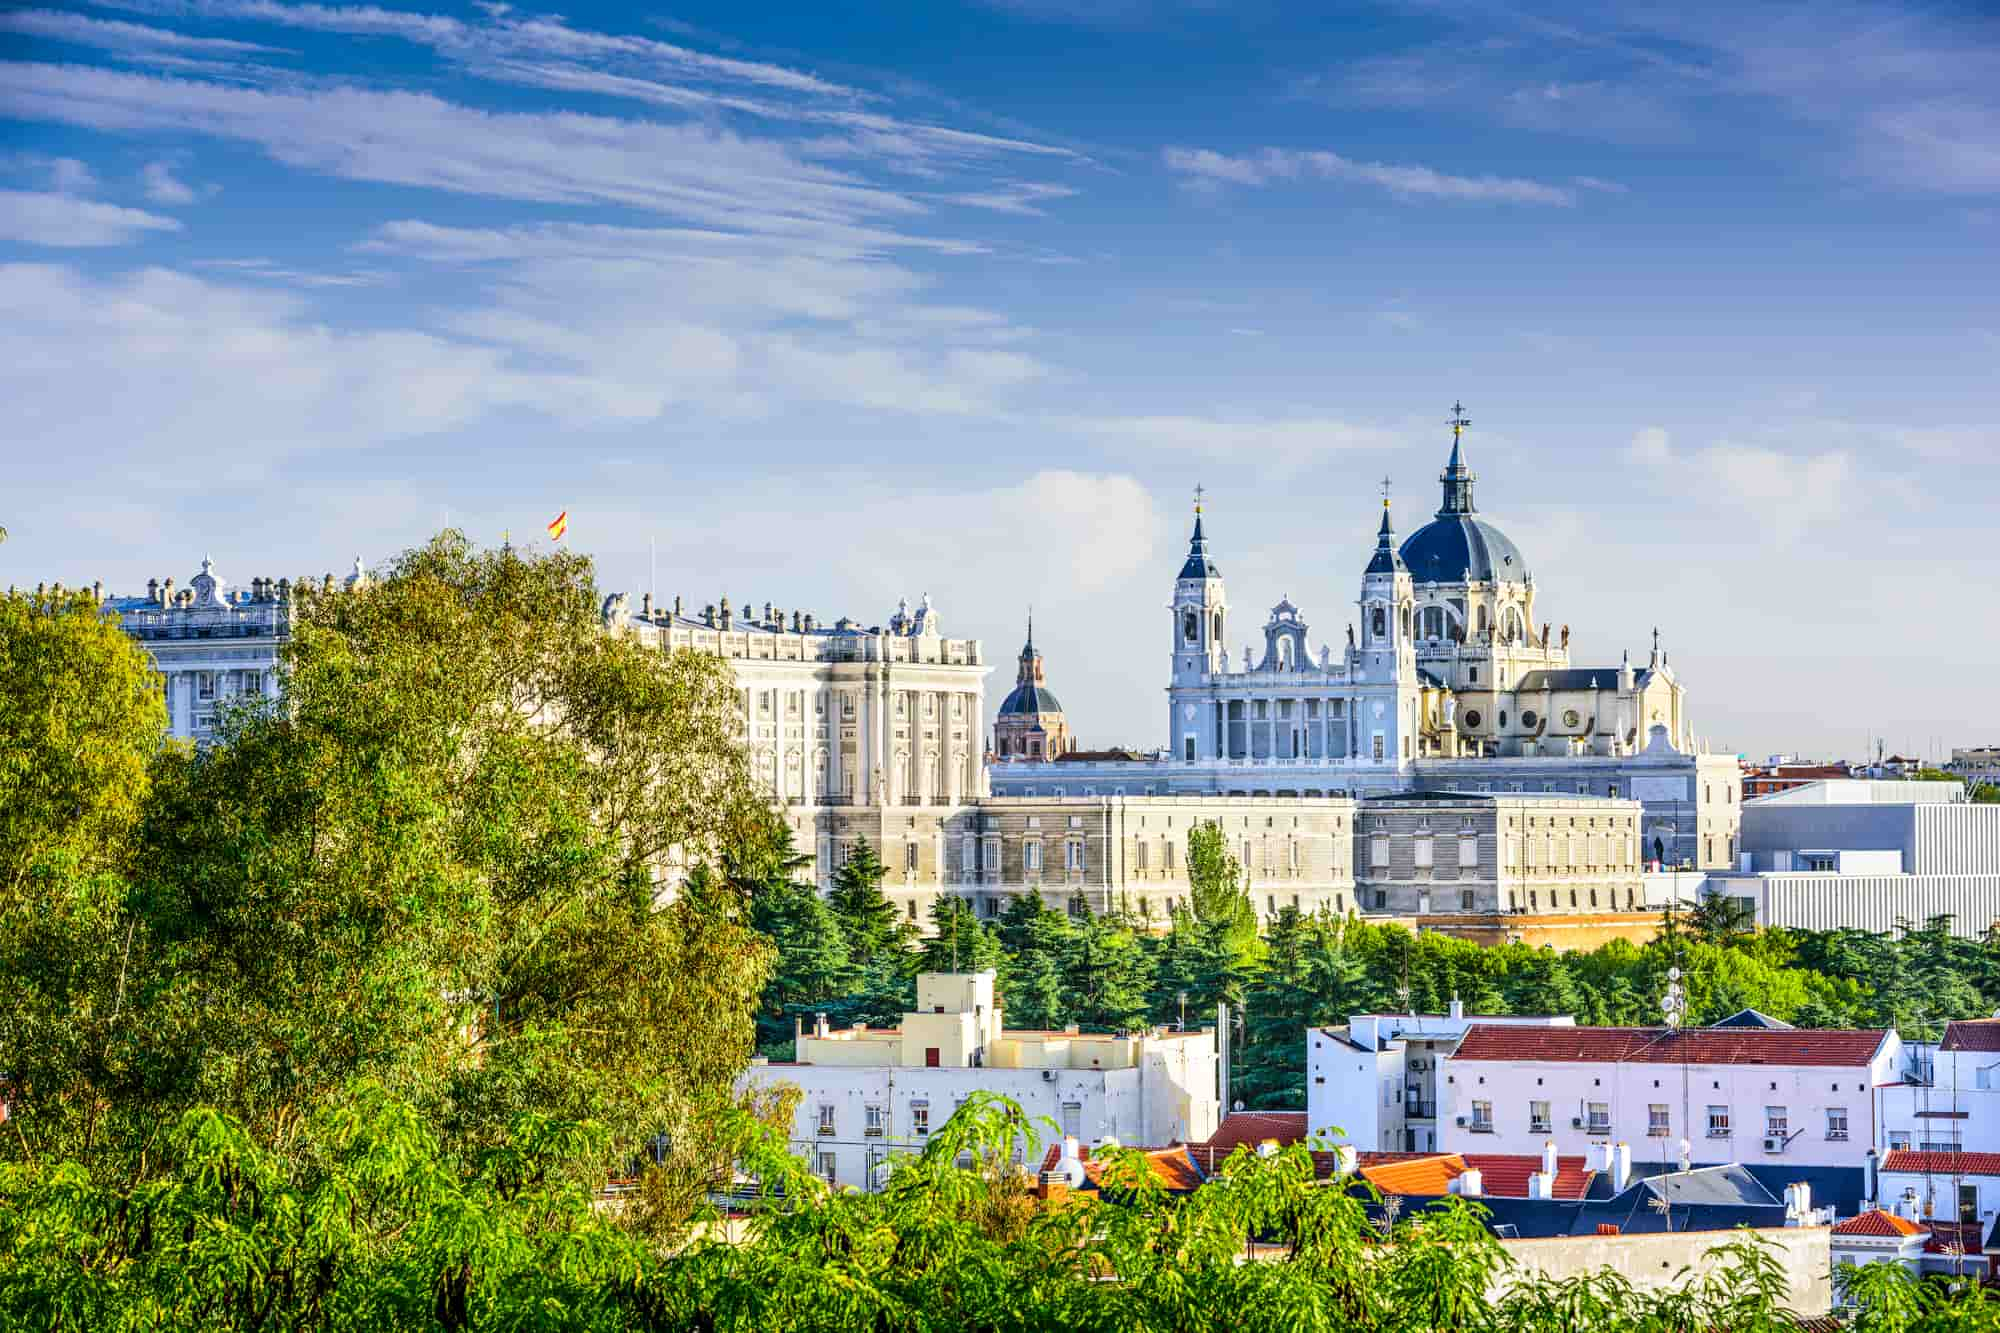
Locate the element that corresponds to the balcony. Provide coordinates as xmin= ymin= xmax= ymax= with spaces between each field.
xmin=1586 ymin=1120 xmax=1611 ymax=1136
xmin=1529 ymin=1121 xmax=1552 ymax=1136
xmin=1405 ymin=1099 xmax=1437 ymax=1119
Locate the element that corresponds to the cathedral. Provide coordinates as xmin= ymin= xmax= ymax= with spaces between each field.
xmin=990 ymin=409 xmax=1742 ymax=872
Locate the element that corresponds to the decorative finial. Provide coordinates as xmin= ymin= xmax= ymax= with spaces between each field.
xmin=1652 ymin=626 xmax=1660 ymax=653
xmin=1193 ymin=482 xmax=1206 ymax=514
xmin=1448 ymin=401 xmax=1471 ymax=440
xmin=1380 ymin=475 xmax=1393 ymax=508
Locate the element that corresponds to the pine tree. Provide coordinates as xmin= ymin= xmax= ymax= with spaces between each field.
xmin=920 ymin=897 xmax=1004 ymax=974
xmin=828 ymin=837 xmax=901 ymax=964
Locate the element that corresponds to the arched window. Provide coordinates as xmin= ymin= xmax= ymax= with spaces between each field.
xmin=1476 ymin=606 xmax=1489 ymax=635
xmin=1212 ymin=610 xmax=1224 ymax=642
xmin=1183 ymin=609 xmax=1199 ymax=643
xmin=1371 ymin=607 xmax=1386 ymax=638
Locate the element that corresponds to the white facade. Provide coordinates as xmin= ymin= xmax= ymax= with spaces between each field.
xmin=742 ymin=971 xmax=1220 ymax=1190
xmin=1307 ymin=1003 xmax=1577 ymax=1152
xmin=102 ymin=558 xmax=297 ymax=743
xmin=1438 ymin=1025 xmax=1901 ymax=1171
xmin=991 ymin=419 xmax=1743 ymax=874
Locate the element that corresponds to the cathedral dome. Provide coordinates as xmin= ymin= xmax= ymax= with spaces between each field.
xmin=997 ymin=682 xmax=1063 ymax=716
xmin=1399 ymin=513 xmax=1530 ymax=585
xmin=1399 ymin=414 xmax=1530 ymax=584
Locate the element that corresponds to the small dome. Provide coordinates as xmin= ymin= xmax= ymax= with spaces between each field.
xmin=1399 ymin=514 xmax=1529 ymax=585
xmin=998 ymin=683 xmax=1063 ymax=716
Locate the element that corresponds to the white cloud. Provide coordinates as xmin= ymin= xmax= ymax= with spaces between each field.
xmin=0 ymin=191 xmax=182 ymax=246
xmin=0 ymin=9 xmax=287 ymax=58
xmin=140 ymin=159 xmax=198 ymax=203
xmin=1627 ymin=425 xmax=1672 ymax=464
xmin=1071 ymin=412 xmax=1397 ymax=474
xmin=1162 ymin=145 xmax=1577 ymax=205
xmin=0 ymin=63 xmax=1001 ymax=253
xmin=1628 ymin=425 xmax=1856 ymax=540
xmin=48 ymin=156 xmax=99 ymax=192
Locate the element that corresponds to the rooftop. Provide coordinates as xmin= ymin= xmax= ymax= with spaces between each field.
xmin=1450 ymin=1024 xmax=1889 ymax=1067
xmin=1832 ymin=1209 xmax=1925 ymax=1238
xmin=1881 ymin=1150 xmax=2000 ymax=1178
xmin=1942 ymin=1019 xmax=2000 ymax=1053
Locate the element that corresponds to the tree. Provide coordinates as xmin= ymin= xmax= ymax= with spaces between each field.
xmin=0 ymin=587 xmax=165 ymax=889
xmin=1186 ymin=821 xmax=1258 ymax=955
xmin=106 ymin=534 xmax=775 ymax=1177
xmin=0 ymin=587 xmax=167 ymax=1160
xmin=828 ymin=837 xmax=902 ymax=963
xmin=920 ymin=896 xmax=1004 ymax=974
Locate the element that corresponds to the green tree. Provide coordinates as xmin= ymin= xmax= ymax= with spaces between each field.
xmin=828 ymin=837 xmax=902 ymax=963
xmin=113 ymin=534 xmax=775 ymax=1176
xmin=1186 ymin=821 xmax=1259 ymax=957
xmin=920 ymin=896 xmax=1004 ymax=974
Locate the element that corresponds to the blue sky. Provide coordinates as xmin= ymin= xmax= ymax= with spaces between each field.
xmin=2 ymin=0 xmax=1995 ymax=761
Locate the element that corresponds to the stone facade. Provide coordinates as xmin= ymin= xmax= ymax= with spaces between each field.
xmin=1352 ymin=793 xmax=1645 ymax=916
xmin=990 ymin=414 xmax=1742 ymax=872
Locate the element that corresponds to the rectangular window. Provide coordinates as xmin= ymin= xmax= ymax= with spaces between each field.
xmin=1826 ymin=1107 xmax=1849 ymax=1141
xmin=1460 ymin=889 xmax=1474 ymax=910
xmin=1529 ymin=1101 xmax=1551 ymax=1134
xmin=1061 ymin=1102 xmax=1082 ymax=1138
xmin=1374 ymin=889 xmax=1387 ymax=909
xmin=1372 ymin=733 xmax=1386 ymax=762
xmin=197 ymin=671 xmax=216 ymax=700
xmin=1066 ymin=841 xmax=1085 ymax=872
xmin=1371 ymin=835 xmax=1390 ymax=869
xmin=961 ymin=836 xmax=976 ymax=875
xmin=1586 ymin=1102 xmax=1610 ymax=1134
xmin=1458 ymin=835 xmax=1479 ymax=868
xmin=1024 ymin=842 xmax=1041 ymax=872
xmin=1963 ymin=1184 xmax=1981 ymax=1225
xmin=1470 ymin=1100 xmax=1493 ymax=1132
xmin=817 ymin=1104 xmax=836 ymax=1136
xmin=905 ymin=843 xmax=918 ymax=873
xmin=1888 ymin=1130 xmax=1911 ymax=1151
xmin=816 ymin=1152 xmax=837 ymax=1183
xmin=1708 ymin=1105 xmax=1730 ymax=1138
xmin=1648 ymin=1104 xmax=1670 ymax=1136
xmin=865 ymin=1105 xmax=885 ymax=1138
xmin=911 ymin=1101 xmax=930 ymax=1136
xmin=1766 ymin=1106 xmax=1788 ymax=1139
xmin=1137 ymin=841 xmax=1150 ymax=871
xmin=982 ymin=841 xmax=998 ymax=872
xmin=1165 ymin=842 xmax=1177 ymax=871
xmin=1414 ymin=836 xmax=1434 ymax=869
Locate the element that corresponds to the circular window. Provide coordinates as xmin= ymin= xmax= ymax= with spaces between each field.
xmin=1563 ymin=709 xmax=1581 ymax=728
xmin=1463 ymin=710 xmax=1482 ymax=728
xmin=1521 ymin=710 xmax=1538 ymax=728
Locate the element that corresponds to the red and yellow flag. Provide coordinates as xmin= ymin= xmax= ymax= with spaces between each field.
xmin=546 ymin=510 xmax=568 ymax=542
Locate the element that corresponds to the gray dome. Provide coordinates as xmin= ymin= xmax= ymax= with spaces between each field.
xmin=998 ymin=683 xmax=1063 ymax=716
xmin=1399 ymin=514 xmax=1529 ymax=585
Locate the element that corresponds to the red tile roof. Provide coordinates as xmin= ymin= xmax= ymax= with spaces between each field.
xmin=1192 ymin=1112 xmax=1308 ymax=1157
xmin=1943 ymin=1020 xmax=2000 ymax=1053
xmin=1035 ymin=1142 xmax=1205 ymax=1192
xmin=1832 ymin=1209 xmax=1925 ymax=1238
xmin=1882 ymin=1151 xmax=2000 ymax=1178
xmin=1463 ymin=1153 xmax=1594 ymax=1200
xmin=1354 ymin=1152 xmax=1594 ymax=1201
xmin=1450 ymin=1024 xmax=1888 ymax=1067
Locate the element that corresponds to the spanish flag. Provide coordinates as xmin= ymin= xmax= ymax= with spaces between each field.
xmin=546 ymin=510 xmax=568 ymax=542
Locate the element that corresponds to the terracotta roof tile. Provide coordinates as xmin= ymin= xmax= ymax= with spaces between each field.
xmin=1882 ymin=1151 xmax=2000 ymax=1178
xmin=1193 ymin=1112 xmax=1308 ymax=1156
xmin=1035 ymin=1142 xmax=1206 ymax=1192
xmin=1832 ymin=1209 xmax=1925 ymax=1237
xmin=1352 ymin=1152 xmax=1594 ymax=1200
xmin=1943 ymin=1020 xmax=2000 ymax=1053
xmin=1463 ymin=1153 xmax=1594 ymax=1200
xmin=1450 ymin=1024 xmax=1888 ymax=1067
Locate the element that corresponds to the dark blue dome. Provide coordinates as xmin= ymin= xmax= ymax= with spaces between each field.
xmin=998 ymin=683 xmax=1063 ymax=716
xmin=1399 ymin=514 xmax=1530 ymax=585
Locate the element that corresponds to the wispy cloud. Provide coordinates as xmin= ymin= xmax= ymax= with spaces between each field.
xmin=0 ymin=190 xmax=183 ymax=245
xmin=140 ymin=159 xmax=198 ymax=203
xmin=1162 ymin=145 xmax=1577 ymax=205
xmin=0 ymin=9 xmax=287 ymax=58
xmin=1071 ymin=412 xmax=1398 ymax=474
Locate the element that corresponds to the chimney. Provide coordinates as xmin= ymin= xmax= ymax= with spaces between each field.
xmin=719 ymin=596 xmax=732 ymax=629
xmin=1528 ymin=1171 xmax=1553 ymax=1200
xmin=91 ymin=579 xmax=102 ymax=601
xmin=813 ymin=1012 xmax=829 ymax=1039
xmin=1457 ymin=1167 xmax=1484 ymax=1197
xmin=1449 ymin=995 xmax=1464 ymax=1021
xmin=147 ymin=577 xmax=159 ymax=601
xmin=641 ymin=591 xmax=653 ymax=617
xmin=1334 ymin=1144 xmax=1358 ymax=1176
xmin=1034 ymin=1178 xmax=1069 ymax=1206
xmin=1783 ymin=1182 xmax=1812 ymax=1225
xmin=1056 ymin=1136 xmax=1086 ymax=1189
xmin=1542 ymin=1138 xmax=1559 ymax=1179
xmin=1611 ymin=1142 xmax=1631 ymax=1192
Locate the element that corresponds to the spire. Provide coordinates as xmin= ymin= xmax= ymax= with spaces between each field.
xmin=1024 ymin=607 xmax=1034 ymax=654
xmin=1366 ymin=479 xmax=1407 ymax=575
xmin=1178 ymin=487 xmax=1220 ymax=579
xmin=1438 ymin=400 xmax=1477 ymax=516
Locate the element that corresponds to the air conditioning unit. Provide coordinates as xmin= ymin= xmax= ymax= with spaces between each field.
xmin=1764 ymin=1136 xmax=1785 ymax=1154
xmin=1454 ymin=1116 xmax=1467 ymax=1127
xmin=1571 ymin=1117 xmax=1584 ymax=1129
xmin=1041 ymin=1070 xmax=1057 ymax=1082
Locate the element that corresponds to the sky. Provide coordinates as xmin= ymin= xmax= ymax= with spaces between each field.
xmin=2 ymin=0 xmax=1995 ymax=763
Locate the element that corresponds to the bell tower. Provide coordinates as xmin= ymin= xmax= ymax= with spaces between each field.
xmin=1354 ymin=482 xmax=1419 ymax=768
xmin=1167 ymin=488 xmax=1227 ymax=763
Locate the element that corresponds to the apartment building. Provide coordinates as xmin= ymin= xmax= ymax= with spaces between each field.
xmin=741 ymin=970 xmax=1220 ymax=1190
xmin=1438 ymin=1024 xmax=1901 ymax=1171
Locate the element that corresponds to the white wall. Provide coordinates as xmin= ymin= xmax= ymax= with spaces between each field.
xmin=1440 ymin=1042 xmax=1898 ymax=1169
xmin=1307 ymin=1032 xmax=1402 ymax=1150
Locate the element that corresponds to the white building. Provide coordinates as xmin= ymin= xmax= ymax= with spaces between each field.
xmin=1439 ymin=1023 xmax=1901 ymax=1171
xmin=1707 ymin=779 xmax=2000 ymax=938
xmin=991 ymin=414 xmax=1744 ymax=874
xmin=1878 ymin=1018 xmax=2000 ymax=1159
xmin=101 ymin=557 xmax=307 ymax=743
xmin=742 ymin=971 xmax=1220 ymax=1190
xmin=1307 ymin=1002 xmax=1577 ymax=1152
